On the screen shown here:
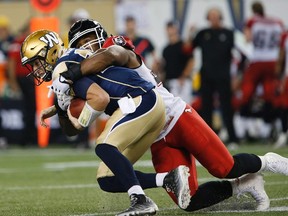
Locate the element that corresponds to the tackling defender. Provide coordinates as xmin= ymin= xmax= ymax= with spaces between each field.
xmin=20 ymin=29 xmax=192 ymax=216
xmin=53 ymin=19 xmax=288 ymax=211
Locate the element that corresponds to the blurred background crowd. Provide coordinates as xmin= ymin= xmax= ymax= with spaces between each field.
xmin=1 ymin=0 xmax=288 ymax=150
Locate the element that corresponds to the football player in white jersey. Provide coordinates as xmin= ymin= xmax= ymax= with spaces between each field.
xmin=233 ymin=1 xmax=284 ymax=110
xmin=51 ymin=19 xmax=288 ymax=212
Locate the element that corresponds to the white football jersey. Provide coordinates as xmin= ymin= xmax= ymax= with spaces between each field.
xmin=247 ymin=16 xmax=284 ymax=62
xmin=135 ymin=61 xmax=186 ymax=141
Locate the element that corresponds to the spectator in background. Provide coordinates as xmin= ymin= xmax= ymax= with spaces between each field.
xmin=191 ymin=8 xmax=239 ymax=147
xmin=0 ymin=50 xmax=5 ymax=95
xmin=0 ymin=15 xmax=14 ymax=59
xmin=6 ymin=24 xmax=37 ymax=146
xmin=0 ymin=15 xmax=14 ymax=96
xmin=0 ymin=15 xmax=14 ymax=148
xmin=124 ymin=16 xmax=159 ymax=72
xmin=162 ymin=20 xmax=194 ymax=104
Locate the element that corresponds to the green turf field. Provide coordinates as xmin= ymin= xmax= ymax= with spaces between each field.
xmin=0 ymin=144 xmax=287 ymax=216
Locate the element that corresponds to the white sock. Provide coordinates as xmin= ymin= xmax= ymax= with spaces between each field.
xmin=156 ymin=172 xmax=168 ymax=187
xmin=128 ymin=185 xmax=145 ymax=196
xmin=229 ymin=178 xmax=240 ymax=195
xmin=258 ymin=155 xmax=266 ymax=171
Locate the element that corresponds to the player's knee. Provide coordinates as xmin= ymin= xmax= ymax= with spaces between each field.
xmin=97 ymin=177 xmax=113 ymax=192
xmin=95 ymin=143 xmax=117 ymax=157
xmin=97 ymin=176 xmax=126 ymax=192
xmin=208 ymin=166 xmax=230 ymax=178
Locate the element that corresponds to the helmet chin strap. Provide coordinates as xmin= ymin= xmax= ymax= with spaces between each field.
xmin=43 ymin=72 xmax=52 ymax=82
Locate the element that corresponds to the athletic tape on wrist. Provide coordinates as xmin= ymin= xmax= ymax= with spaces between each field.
xmin=78 ymin=102 xmax=103 ymax=127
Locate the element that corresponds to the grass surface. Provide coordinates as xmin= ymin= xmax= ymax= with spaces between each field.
xmin=0 ymin=143 xmax=288 ymax=216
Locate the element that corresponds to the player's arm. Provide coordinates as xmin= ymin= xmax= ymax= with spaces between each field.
xmin=61 ymin=45 xmax=138 ymax=82
xmin=39 ymin=103 xmax=82 ymax=136
xmin=58 ymin=115 xmax=81 ymax=136
xmin=82 ymin=45 xmax=130 ymax=72
xmin=243 ymin=27 xmax=252 ymax=43
xmin=276 ymin=42 xmax=286 ymax=76
xmin=67 ymin=81 xmax=110 ymax=130
xmin=181 ymin=57 xmax=194 ymax=79
xmin=243 ymin=20 xmax=253 ymax=43
xmin=57 ymin=81 xmax=109 ymax=134
xmin=56 ymin=81 xmax=109 ymax=134
xmin=54 ymin=103 xmax=83 ymax=136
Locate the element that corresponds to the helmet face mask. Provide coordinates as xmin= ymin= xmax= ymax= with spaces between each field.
xmin=76 ymin=33 xmax=101 ymax=52
xmin=25 ymin=58 xmax=52 ymax=86
xmin=68 ymin=19 xmax=107 ymax=51
xmin=21 ymin=30 xmax=64 ymax=85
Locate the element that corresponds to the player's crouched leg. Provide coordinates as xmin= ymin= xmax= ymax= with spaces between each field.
xmin=96 ymin=161 xmax=127 ymax=192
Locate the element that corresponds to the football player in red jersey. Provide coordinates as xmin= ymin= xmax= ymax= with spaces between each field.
xmin=49 ymin=19 xmax=288 ymax=212
xmin=272 ymin=30 xmax=288 ymax=148
xmin=233 ymin=2 xmax=284 ymax=111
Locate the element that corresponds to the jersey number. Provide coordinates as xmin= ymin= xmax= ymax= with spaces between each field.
xmin=253 ymin=30 xmax=280 ymax=49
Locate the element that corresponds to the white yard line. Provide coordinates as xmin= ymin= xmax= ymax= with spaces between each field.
xmin=44 ymin=160 xmax=154 ymax=170
xmin=206 ymin=206 xmax=288 ymax=213
xmin=4 ymin=184 xmax=98 ymax=191
xmin=69 ymin=206 xmax=288 ymax=216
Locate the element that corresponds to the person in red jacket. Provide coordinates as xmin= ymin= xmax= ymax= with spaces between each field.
xmin=7 ymin=24 xmax=37 ymax=146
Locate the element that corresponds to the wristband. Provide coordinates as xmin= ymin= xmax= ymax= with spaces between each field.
xmin=78 ymin=102 xmax=103 ymax=127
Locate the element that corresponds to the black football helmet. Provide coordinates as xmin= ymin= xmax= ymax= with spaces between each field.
xmin=68 ymin=19 xmax=108 ymax=51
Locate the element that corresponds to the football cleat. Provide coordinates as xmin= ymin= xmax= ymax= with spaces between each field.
xmin=231 ymin=173 xmax=270 ymax=211
xmin=115 ymin=194 xmax=158 ymax=216
xmin=163 ymin=165 xmax=191 ymax=209
xmin=273 ymin=133 xmax=287 ymax=149
xmin=260 ymin=152 xmax=288 ymax=175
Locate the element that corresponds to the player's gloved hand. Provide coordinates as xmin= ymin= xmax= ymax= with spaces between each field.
xmin=52 ymin=75 xmax=72 ymax=96
xmin=67 ymin=104 xmax=84 ymax=130
xmin=60 ymin=62 xmax=82 ymax=82
xmin=56 ymin=93 xmax=73 ymax=111
xmin=47 ymin=85 xmax=71 ymax=112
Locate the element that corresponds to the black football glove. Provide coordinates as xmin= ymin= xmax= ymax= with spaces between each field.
xmin=61 ymin=62 xmax=83 ymax=82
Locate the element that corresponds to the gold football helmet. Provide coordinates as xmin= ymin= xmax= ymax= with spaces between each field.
xmin=21 ymin=29 xmax=64 ymax=85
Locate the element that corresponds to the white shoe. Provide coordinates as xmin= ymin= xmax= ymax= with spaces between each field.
xmin=116 ymin=194 xmax=158 ymax=216
xmin=163 ymin=165 xmax=191 ymax=209
xmin=273 ymin=132 xmax=287 ymax=149
xmin=231 ymin=173 xmax=270 ymax=211
xmin=260 ymin=152 xmax=288 ymax=175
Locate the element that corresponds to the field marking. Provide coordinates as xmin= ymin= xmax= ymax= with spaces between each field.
xmin=0 ymin=149 xmax=93 ymax=157
xmin=43 ymin=160 xmax=154 ymax=170
xmin=206 ymin=206 xmax=288 ymax=213
xmin=0 ymin=160 xmax=154 ymax=173
xmin=41 ymin=159 xmax=206 ymax=170
xmin=44 ymin=161 xmax=99 ymax=169
xmin=69 ymin=206 xmax=288 ymax=216
xmin=0 ymin=168 xmax=17 ymax=173
xmin=3 ymin=184 xmax=99 ymax=191
xmin=3 ymin=180 xmax=288 ymax=192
